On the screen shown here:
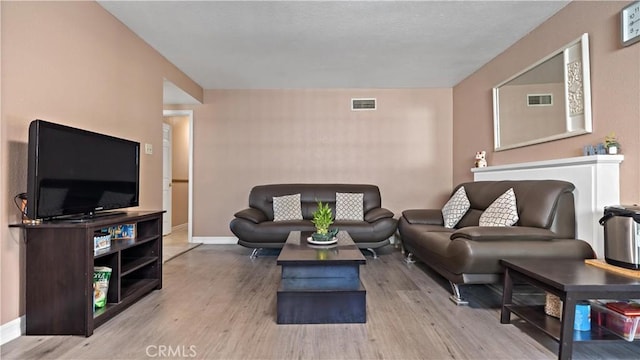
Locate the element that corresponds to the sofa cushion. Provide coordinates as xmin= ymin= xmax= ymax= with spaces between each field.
xmin=335 ymin=192 xmax=364 ymax=220
xmin=451 ymin=226 xmax=557 ymax=241
xmin=365 ymin=207 xmax=395 ymax=222
xmin=479 ymin=188 xmax=519 ymax=227
xmin=233 ymin=208 xmax=268 ymax=224
xmin=273 ymin=194 xmax=303 ymax=221
xmin=441 ymin=186 xmax=470 ymax=228
xmin=402 ymin=209 xmax=444 ymax=226
xmin=454 ymin=181 xmax=575 ymax=232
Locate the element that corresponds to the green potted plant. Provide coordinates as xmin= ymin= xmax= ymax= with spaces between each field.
xmin=604 ymin=132 xmax=621 ymax=154
xmin=311 ymin=201 xmax=337 ymax=241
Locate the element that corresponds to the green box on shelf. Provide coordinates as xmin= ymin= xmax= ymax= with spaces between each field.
xmin=93 ymin=266 xmax=112 ymax=309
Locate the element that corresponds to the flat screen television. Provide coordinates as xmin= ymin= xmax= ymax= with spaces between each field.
xmin=27 ymin=119 xmax=140 ymax=221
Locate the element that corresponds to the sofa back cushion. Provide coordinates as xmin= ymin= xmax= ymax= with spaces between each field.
xmin=248 ymin=184 xmax=382 ymax=221
xmin=453 ymin=180 xmax=576 ymax=237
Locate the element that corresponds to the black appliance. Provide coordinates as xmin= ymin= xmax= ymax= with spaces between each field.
xmin=599 ymin=205 xmax=640 ymax=270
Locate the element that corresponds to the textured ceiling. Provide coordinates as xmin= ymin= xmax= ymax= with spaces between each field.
xmin=99 ymin=1 xmax=570 ymax=90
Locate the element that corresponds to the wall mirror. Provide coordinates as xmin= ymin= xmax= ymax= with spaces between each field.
xmin=493 ymin=33 xmax=592 ymax=151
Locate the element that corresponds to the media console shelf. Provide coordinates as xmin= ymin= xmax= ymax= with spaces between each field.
xmin=12 ymin=211 xmax=163 ymax=336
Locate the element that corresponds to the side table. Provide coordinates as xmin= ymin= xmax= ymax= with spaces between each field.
xmin=500 ymin=259 xmax=640 ymax=360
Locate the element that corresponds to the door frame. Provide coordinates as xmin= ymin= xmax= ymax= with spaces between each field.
xmin=162 ymin=122 xmax=172 ymax=235
xmin=162 ymin=109 xmax=194 ymax=243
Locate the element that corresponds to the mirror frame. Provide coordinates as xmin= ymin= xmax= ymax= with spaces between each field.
xmin=493 ymin=33 xmax=592 ymax=151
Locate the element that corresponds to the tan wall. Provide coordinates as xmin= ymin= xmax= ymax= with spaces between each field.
xmin=453 ymin=1 xmax=640 ymax=204
xmin=164 ymin=116 xmax=190 ymax=227
xmin=1 ymin=2 xmax=202 ymax=325
xmin=192 ymin=89 xmax=453 ymax=236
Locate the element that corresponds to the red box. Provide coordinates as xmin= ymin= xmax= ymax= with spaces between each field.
xmin=606 ymin=302 xmax=640 ymax=316
xmin=591 ymin=302 xmax=640 ymax=341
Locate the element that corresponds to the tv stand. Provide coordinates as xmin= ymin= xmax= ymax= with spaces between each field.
xmin=12 ymin=211 xmax=163 ymax=336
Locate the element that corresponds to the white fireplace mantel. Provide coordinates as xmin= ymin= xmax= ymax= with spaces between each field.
xmin=472 ymin=155 xmax=624 ymax=258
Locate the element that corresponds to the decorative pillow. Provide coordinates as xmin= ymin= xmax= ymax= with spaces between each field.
xmin=479 ymin=188 xmax=519 ymax=227
xmin=335 ymin=192 xmax=364 ymax=221
xmin=441 ymin=186 xmax=471 ymax=228
xmin=272 ymin=194 xmax=303 ymax=221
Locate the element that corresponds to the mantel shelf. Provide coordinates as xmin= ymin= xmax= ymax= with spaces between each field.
xmin=472 ymin=155 xmax=623 ymax=173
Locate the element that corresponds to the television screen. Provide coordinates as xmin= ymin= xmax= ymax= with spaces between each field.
xmin=27 ymin=119 xmax=140 ymax=220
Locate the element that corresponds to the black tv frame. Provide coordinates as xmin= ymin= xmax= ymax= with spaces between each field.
xmin=26 ymin=119 xmax=140 ymax=221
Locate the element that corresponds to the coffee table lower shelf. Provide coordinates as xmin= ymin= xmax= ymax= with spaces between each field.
xmin=505 ymin=305 xmax=622 ymax=342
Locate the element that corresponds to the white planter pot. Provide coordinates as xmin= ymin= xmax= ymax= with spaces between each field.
xmin=608 ymin=146 xmax=618 ymax=155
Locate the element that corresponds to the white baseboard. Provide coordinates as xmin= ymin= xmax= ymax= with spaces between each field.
xmin=193 ymin=236 xmax=237 ymax=245
xmin=1 ymin=316 xmax=24 ymax=345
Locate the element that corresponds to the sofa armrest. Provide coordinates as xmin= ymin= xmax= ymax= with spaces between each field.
xmin=233 ymin=208 xmax=268 ymax=224
xmin=401 ymin=209 xmax=444 ymax=226
xmin=364 ymin=208 xmax=395 ymax=222
xmin=451 ymin=226 xmax=557 ymax=241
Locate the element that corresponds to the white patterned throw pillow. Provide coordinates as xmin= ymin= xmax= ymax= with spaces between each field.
xmin=272 ymin=194 xmax=303 ymax=221
xmin=479 ymin=188 xmax=519 ymax=227
xmin=335 ymin=192 xmax=364 ymax=221
xmin=441 ymin=186 xmax=471 ymax=228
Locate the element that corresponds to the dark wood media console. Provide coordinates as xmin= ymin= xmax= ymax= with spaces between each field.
xmin=12 ymin=211 xmax=164 ymax=336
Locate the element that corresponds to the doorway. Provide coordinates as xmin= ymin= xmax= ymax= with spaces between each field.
xmin=162 ymin=109 xmax=197 ymax=262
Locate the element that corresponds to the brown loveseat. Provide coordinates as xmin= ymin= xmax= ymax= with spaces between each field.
xmin=230 ymin=184 xmax=397 ymax=258
xmin=398 ymin=180 xmax=595 ymax=305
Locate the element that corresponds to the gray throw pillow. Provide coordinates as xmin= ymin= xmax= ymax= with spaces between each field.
xmin=273 ymin=193 xmax=303 ymax=221
xmin=479 ymin=188 xmax=519 ymax=227
xmin=335 ymin=192 xmax=364 ymax=221
xmin=441 ymin=186 xmax=470 ymax=228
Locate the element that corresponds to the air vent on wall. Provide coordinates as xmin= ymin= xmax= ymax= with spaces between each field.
xmin=351 ymin=98 xmax=376 ymax=111
xmin=527 ymin=94 xmax=553 ymax=106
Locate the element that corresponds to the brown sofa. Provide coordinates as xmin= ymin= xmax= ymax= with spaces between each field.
xmin=398 ymin=180 xmax=595 ymax=305
xmin=230 ymin=184 xmax=397 ymax=258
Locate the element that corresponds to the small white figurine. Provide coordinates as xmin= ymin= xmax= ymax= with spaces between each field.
xmin=474 ymin=151 xmax=487 ymax=168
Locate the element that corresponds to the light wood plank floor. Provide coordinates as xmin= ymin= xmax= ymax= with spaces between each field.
xmin=3 ymin=245 xmax=640 ymax=359
xmin=163 ymin=226 xmax=201 ymax=263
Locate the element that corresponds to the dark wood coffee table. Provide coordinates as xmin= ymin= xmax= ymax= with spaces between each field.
xmin=500 ymin=259 xmax=640 ymax=360
xmin=276 ymin=230 xmax=366 ymax=324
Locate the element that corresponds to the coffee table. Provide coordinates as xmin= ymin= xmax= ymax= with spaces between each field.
xmin=500 ymin=259 xmax=640 ymax=360
xmin=276 ymin=230 xmax=366 ymax=324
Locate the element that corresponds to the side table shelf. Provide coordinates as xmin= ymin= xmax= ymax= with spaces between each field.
xmin=13 ymin=211 xmax=164 ymax=336
xmin=500 ymin=259 xmax=640 ymax=360
xmin=505 ymin=305 xmax=622 ymax=342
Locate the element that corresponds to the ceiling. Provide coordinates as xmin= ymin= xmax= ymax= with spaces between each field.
xmin=99 ymin=0 xmax=570 ymax=92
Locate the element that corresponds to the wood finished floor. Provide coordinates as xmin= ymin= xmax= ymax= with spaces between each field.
xmin=3 ymin=245 xmax=640 ymax=360
xmin=163 ymin=227 xmax=201 ymax=263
